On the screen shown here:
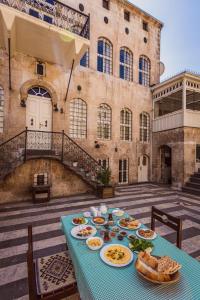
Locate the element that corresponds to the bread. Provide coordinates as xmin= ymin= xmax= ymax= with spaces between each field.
xmin=158 ymin=256 xmax=181 ymax=274
xmin=136 ymin=252 xmax=180 ymax=283
xmin=138 ymin=251 xmax=158 ymax=269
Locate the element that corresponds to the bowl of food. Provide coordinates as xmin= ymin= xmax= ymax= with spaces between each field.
xmin=92 ymin=216 xmax=106 ymax=225
xmin=113 ymin=209 xmax=124 ymax=217
xmin=72 ymin=217 xmax=88 ymax=225
xmin=86 ymin=237 xmax=104 ymax=250
xmin=120 ymin=231 xmax=127 ymax=237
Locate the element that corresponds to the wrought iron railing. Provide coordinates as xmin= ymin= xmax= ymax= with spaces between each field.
xmin=0 ymin=0 xmax=90 ymax=39
xmin=0 ymin=129 xmax=102 ymax=185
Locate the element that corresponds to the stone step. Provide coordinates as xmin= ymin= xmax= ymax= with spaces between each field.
xmin=190 ymin=176 xmax=200 ymax=183
xmin=186 ymin=181 xmax=200 ymax=190
xmin=182 ymin=186 xmax=200 ymax=196
xmin=193 ymin=172 xmax=200 ymax=178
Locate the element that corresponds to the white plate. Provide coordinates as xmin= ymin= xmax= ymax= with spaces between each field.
xmin=117 ymin=220 xmax=141 ymax=231
xmin=72 ymin=218 xmax=88 ymax=226
xmin=112 ymin=209 xmax=124 ymax=217
xmin=71 ymin=225 xmax=97 ymax=240
xmin=136 ymin=229 xmax=157 ymax=240
xmin=100 ymin=244 xmax=134 ymax=267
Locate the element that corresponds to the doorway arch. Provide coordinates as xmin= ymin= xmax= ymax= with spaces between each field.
xmin=160 ymin=145 xmax=172 ymax=184
xmin=26 ymin=86 xmax=52 ymax=149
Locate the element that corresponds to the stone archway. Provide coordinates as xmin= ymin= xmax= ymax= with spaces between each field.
xmin=20 ymin=79 xmax=58 ymax=106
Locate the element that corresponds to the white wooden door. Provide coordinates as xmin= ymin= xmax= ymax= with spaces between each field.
xmin=26 ymin=95 xmax=52 ymax=149
xmin=138 ymin=155 xmax=148 ymax=182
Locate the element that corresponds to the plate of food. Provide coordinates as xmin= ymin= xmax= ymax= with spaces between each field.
xmin=136 ymin=229 xmax=157 ymax=240
xmin=72 ymin=217 xmax=88 ymax=226
xmin=135 ymin=251 xmax=181 ymax=284
xmin=128 ymin=236 xmax=154 ymax=253
xmin=100 ymin=244 xmax=134 ymax=267
xmin=71 ymin=225 xmax=97 ymax=239
xmin=86 ymin=237 xmax=104 ymax=250
xmin=118 ymin=218 xmax=141 ymax=230
xmin=91 ymin=216 xmax=107 ymax=225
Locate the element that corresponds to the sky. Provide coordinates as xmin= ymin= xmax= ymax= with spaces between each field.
xmin=130 ymin=0 xmax=200 ymax=79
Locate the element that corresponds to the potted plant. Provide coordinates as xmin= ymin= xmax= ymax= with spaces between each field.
xmin=96 ymin=168 xmax=115 ymax=199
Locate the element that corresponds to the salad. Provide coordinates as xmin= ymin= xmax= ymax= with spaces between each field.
xmin=129 ymin=236 xmax=153 ymax=252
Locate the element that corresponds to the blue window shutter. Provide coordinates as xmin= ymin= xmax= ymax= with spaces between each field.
xmin=29 ymin=9 xmax=39 ymax=18
xmin=98 ymin=40 xmax=103 ymax=55
xmin=97 ymin=56 xmax=103 ymax=72
xmin=120 ymin=65 xmax=124 ymax=79
xmin=139 ymin=58 xmax=143 ymax=70
xmin=44 ymin=15 xmax=53 ymax=24
xmin=80 ymin=53 xmax=86 ymax=67
xmin=139 ymin=71 xmax=143 ymax=84
xmin=120 ymin=49 xmax=124 ymax=63
xmin=46 ymin=0 xmax=55 ymax=4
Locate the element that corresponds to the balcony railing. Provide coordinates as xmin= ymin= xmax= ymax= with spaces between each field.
xmin=0 ymin=0 xmax=90 ymax=39
xmin=153 ymin=110 xmax=183 ymax=132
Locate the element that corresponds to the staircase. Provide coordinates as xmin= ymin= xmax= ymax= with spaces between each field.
xmin=0 ymin=129 xmax=103 ymax=189
xmin=182 ymin=170 xmax=200 ymax=196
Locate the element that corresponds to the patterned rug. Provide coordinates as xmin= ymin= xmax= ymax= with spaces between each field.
xmin=35 ymin=251 xmax=76 ymax=295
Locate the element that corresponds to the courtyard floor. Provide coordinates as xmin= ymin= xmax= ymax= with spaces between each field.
xmin=0 ymin=183 xmax=200 ymax=300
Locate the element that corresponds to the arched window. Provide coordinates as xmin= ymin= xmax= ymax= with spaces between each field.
xmin=28 ymin=87 xmax=51 ymax=98
xmin=119 ymin=47 xmax=133 ymax=81
xmin=0 ymin=86 xmax=4 ymax=133
xmin=140 ymin=112 xmax=150 ymax=142
xmin=97 ymin=104 xmax=111 ymax=140
xmin=139 ymin=56 xmax=150 ymax=86
xmin=120 ymin=108 xmax=132 ymax=141
xmin=97 ymin=38 xmax=113 ymax=75
xmin=69 ymin=99 xmax=87 ymax=139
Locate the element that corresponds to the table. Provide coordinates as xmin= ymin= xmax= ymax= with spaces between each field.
xmin=61 ymin=211 xmax=200 ymax=300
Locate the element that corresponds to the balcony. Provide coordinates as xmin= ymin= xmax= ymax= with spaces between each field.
xmin=152 ymin=72 xmax=200 ymax=132
xmin=0 ymin=0 xmax=90 ymax=69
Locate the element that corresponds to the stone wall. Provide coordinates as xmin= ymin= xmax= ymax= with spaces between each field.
xmin=0 ymin=0 xmax=162 ymax=201
xmin=152 ymin=128 xmax=184 ymax=188
xmin=0 ymin=159 xmax=91 ymax=204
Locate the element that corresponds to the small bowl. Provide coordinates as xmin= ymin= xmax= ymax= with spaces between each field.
xmin=117 ymin=234 xmax=124 ymax=241
xmin=120 ymin=231 xmax=127 ymax=237
xmin=86 ymin=237 xmax=104 ymax=250
xmin=83 ymin=211 xmax=91 ymax=218
xmin=113 ymin=209 xmax=124 ymax=217
xmin=112 ymin=226 xmax=120 ymax=233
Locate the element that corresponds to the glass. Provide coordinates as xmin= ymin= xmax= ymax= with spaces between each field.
xmin=100 ymin=203 xmax=107 ymax=214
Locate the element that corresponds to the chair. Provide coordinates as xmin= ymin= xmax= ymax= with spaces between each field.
xmin=27 ymin=225 xmax=78 ymax=300
xmin=151 ymin=206 xmax=182 ymax=249
xmin=32 ymin=173 xmax=51 ymax=203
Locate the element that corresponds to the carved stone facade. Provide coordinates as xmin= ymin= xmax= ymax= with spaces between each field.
xmin=0 ymin=0 xmax=163 ymax=202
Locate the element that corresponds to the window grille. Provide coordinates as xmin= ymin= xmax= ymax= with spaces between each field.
xmin=98 ymin=158 xmax=109 ymax=169
xmin=69 ymin=98 xmax=87 ymax=139
xmin=120 ymin=47 xmax=133 ymax=81
xmin=97 ymin=104 xmax=111 ymax=140
xmin=139 ymin=56 xmax=150 ymax=86
xmin=0 ymin=86 xmax=4 ymax=133
xmin=120 ymin=108 xmax=132 ymax=141
xmin=80 ymin=49 xmax=89 ymax=68
xmin=119 ymin=159 xmax=128 ymax=184
xmin=28 ymin=87 xmax=51 ymax=98
xmin=97 ymin=38 xmax=113 ymax=75
xmin=140 ymin=112 xmax=150 ymax=142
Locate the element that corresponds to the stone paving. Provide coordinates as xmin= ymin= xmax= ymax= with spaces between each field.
xmin=0 ymin=183 xmax=199 ymax=299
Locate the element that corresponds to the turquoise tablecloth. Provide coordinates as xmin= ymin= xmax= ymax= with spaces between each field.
xmin=61 ymin=212 xmax=200 ymax=300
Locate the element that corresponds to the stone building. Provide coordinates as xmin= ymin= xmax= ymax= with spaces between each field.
xmin=152 ymin=71 xmax=200 ymax=193
xmin=0 ymin=0 xmax=163 ymax=203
